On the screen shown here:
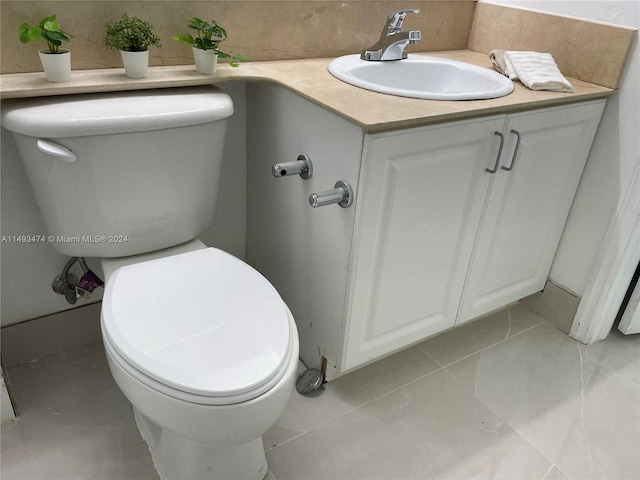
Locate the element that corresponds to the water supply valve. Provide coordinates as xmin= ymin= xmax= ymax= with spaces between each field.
xmin=271 ymin=154 xmax=313 ymax=179
xmin=52 ymin=256 xmax=104 ymax=304
xmin=309 ymin=180 xmax=354 ymax=208
xmin=52 ymin=257 xmax=80 ymax=304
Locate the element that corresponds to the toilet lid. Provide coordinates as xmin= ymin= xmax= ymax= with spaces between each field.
xmin=101 ymin=248 xmax=291 ymax=399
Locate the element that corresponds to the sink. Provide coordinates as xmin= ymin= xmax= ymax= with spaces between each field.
xmin=328 ymin=54 xmax=514 ymax=101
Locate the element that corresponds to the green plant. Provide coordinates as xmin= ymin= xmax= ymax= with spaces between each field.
xmin=173 ymin=18 xmax=248 ymax=67
xmin=18 ymin=15 xmax=70 ymax=53
xmin=104 ymin=14 xmax=161 ymax=52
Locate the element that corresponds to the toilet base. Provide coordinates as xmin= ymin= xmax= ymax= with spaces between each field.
xmin=134 ymin=408 xmax=269 ymax=480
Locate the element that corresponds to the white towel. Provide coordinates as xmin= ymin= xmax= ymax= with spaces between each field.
xmin=489 ymin=49 xmax=509 ymax=77
xmin=503 ymin=51 xmax=573 ymax=92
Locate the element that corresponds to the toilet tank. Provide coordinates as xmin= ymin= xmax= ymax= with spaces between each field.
xmin=1 ymin=87 xmax=233 ymax=257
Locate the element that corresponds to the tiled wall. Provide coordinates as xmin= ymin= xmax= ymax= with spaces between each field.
xmin=469 ymin=2 xmax=636 ymax=89
xmin=1 ymin=1 xmax=476 ymax=74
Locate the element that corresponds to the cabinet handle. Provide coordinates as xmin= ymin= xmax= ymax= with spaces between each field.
xmin=501 ymin=129 xmax=521 ymax=172
xmin=486 ymin=131 xmax=504 ymax=174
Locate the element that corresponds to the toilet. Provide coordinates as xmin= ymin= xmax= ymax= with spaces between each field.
xmin=1 ymin=87 xmax=300 ymax=480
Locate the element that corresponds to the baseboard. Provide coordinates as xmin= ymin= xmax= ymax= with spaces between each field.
xmin=1 ymin=302 xmax=102 ymax=367
xmin=520 ymin=281 xmax=580 ymax=334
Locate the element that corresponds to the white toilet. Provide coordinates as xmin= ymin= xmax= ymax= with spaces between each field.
xmin=2 ymin=87 xmax=300 ymax=480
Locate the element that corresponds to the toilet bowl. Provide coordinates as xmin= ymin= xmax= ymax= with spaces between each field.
xmin=1 ymin=87 xmax=300 ymax=479
xmin=101 ymin=242 xmax=299 ymax=479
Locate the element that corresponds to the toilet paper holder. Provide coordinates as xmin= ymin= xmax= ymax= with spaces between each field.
xmin=309 ymin=180 xmax=353 ymax=208
xmin=271 ymin=154 xmax=313 ymax=179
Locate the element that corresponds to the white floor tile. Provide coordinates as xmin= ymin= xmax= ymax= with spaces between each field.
xmin=267 ymin=369 xmax=553 ymax=479
xmin=265 ymin=345 xmax=439 ymax=449
xmin=446 ymin=322 xmax=640 ymax=480
xmin=1 ymin=343 xmax=158 ymax=480
xmin=2 ymin=304 xmax=638 ymax=480
xmin=419 ymin=304 xmax=545 ymax=366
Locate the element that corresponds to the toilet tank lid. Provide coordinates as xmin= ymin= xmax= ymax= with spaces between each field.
xmin=0 ymin=86 xmax=233 ymax=138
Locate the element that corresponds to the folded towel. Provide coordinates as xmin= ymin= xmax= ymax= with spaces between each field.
xmin=489 ymin=50 xmax=513 ymax=78
xmin=489 ymin=50 xmax=573 ymax=93
xmin=506 ymin=51 xmax=573 ymax=92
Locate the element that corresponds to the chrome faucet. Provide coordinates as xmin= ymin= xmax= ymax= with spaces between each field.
xmin=361 ymin=9 xmax=421 ymax=61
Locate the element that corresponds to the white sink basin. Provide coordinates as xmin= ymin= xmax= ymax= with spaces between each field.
xmin=328 ymin=54 xmax=514 ymax=101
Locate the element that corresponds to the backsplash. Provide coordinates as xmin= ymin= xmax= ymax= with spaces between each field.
xmin=469 ymin=2 xmax=636 ymax=89
xmin=1 ymin=1 xmax=476 ymax=74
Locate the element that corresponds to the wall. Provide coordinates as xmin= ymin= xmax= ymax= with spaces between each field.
xmin=0 ymin=1 xmax=476 ymax=74
xmin=0 ymin=82 xmax=246 ymax=327
xmin=477 ymin=0 xmax=639 ymax=296
xmin=1 ymin=0 xmax=636 ymax=326
xmin=0 ymin=1 xmax=475 ymax=327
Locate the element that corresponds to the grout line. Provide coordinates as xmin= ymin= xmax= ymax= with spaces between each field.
xmin=275 ymin=310 xmax=551 ymax=453
xmin=268 ymin=310 xmax=579 ymax=473
xmin=441 ymin=360 xmax=575 ymax=480
xmin=577 ymin=342 xmax=595 ymax=472
xmin=505 ymin=309 xmax=513 ymax=340
xmin=416 ymin=305 xmax=549 ymax=370
xmin=10 ymin=340 xmax=105 ymax=370
xmin=265 ymin=364 xmax=448 ymax=453
xmin=472 ymin=349 xmax=483 ymax=396
xmin=540 ymin=464 xmax=555 ymax=480
xmin=436 ymin=323 xmax=576 ymax=480
xmin=442 ymin=355 xmax=575 ymax=479
xmin=439 ymin=319 xmax=546 ymax=369
xmin=416 ymin=345 xmax=446 ymax=369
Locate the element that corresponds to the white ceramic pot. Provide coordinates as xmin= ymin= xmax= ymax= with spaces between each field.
xmin=192 ymin=47 xmax=217 ymax=75
xmin=38 ymin=49 xmax=71 ymax=83
xmin=120 ymin=50 xmax=149 ymax=79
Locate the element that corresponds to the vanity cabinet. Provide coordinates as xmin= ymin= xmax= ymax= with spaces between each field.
xmin=247 ymin=82 xmax=605 ymax=378
xmin=344 ymin=101 xmax=605 ymax=369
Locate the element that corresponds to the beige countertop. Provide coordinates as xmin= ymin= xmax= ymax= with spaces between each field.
xmin=0 ymin=50 xmax=613 ymax=133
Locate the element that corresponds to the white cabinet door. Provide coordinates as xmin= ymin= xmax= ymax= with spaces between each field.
xmin=458 ymin=101 xmax=605 ymax=324
xmin=342 ymin=116 xmax=505 ymax=371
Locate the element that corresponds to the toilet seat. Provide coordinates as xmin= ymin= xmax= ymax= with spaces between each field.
xmin=101 ymin=247 xmax=292 ymax=405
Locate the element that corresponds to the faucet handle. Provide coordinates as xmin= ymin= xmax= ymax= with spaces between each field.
xmin=386 ymin=9 xmax=420 ymax=35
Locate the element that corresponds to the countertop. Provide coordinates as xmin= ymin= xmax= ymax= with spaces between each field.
xmin=0 ymin=50 xmax=613 ymax=133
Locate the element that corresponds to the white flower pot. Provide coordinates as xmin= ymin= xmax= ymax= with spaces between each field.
xmin=120 ymin=50 xmax=149 ymax=79
xmin=192 ymin=47 xmax=217 ymax=75
xmin=38 ymin=49 xmax=71 ymax=83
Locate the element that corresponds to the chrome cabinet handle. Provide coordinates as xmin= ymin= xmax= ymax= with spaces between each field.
xmin=485 ymin=131 xmax=504 ymax=174
xmin=309 ymin=180 xmax=353 ymax=208
xmin=501 ymin=129 xmax=521 ymax=171
xmin=272 ymin=154 xmax=313 ymax=179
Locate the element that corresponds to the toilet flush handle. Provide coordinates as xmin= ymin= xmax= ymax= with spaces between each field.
xmin=37 ymin=139 xmax=77 ymax=164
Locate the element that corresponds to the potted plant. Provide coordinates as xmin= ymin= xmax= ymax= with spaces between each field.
xmin=104 ymin=14 xmax=161 ymax=79
xmin=18 ymin=15 xmax=71 ymax=83
xmin=173 ymin=18 xmax=247 ymax=74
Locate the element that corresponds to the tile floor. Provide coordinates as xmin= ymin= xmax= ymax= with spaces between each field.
xmin=2 ymin=304 xmax=639 ymax=480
